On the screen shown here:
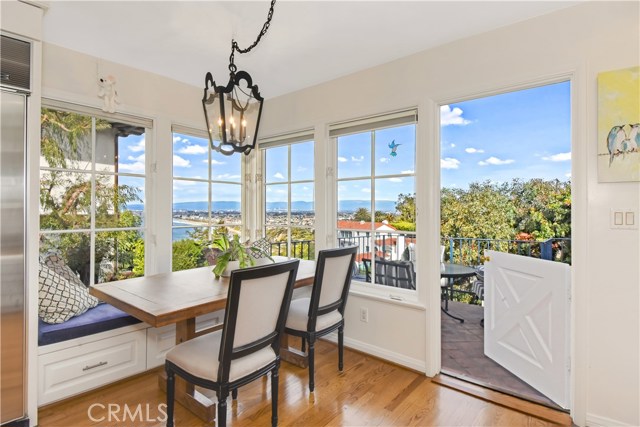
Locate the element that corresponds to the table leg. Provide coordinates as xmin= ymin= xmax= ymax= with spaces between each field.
xmin=158 ymin=318 xmax=216 ymax=423
xmin=279 ymin=332 xmax=308 ymax=368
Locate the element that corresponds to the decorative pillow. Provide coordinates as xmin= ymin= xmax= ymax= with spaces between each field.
xmin=43 ymin=252 xmax=87 ymax=289
xmin=252 ymin=237 xmax=272 ymax=257
xmin=38 ymin=264 xmax=99 ymax=324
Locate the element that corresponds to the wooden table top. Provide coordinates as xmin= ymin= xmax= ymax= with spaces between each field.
xmin=90 ymin=257 xmax=316 ymax=328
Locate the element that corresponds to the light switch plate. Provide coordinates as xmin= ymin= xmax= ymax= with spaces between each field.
xmin=611 ymin=208 xmax=638 ymax=229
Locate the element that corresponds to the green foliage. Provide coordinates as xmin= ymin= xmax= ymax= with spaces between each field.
xmin=172 ymin=239 xmax=205 ymax=272
xmin=353 ymin=207 xmax=371 ymax=222
xmin=390 ymin=221 xmax=416 ymax=232
xmin=211 ymin=233 xmax=272 ymax=278
xmin=395 ymin=193 xmax=416 ymax=223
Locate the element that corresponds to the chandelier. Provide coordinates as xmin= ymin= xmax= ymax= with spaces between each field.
xmin=202 ymin=0 xmax=276 ymax=156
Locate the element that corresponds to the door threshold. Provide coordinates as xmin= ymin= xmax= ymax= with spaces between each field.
xmin=433 ymin=372 xmax=571 ymax=426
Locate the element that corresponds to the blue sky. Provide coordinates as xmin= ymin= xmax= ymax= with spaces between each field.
xmin=441 ymin=81 xmax=571 ymax=189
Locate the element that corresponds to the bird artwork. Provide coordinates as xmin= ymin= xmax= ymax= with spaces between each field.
xmin=606 ymin=125 xmax=627 ymax=165
xmin=388 ymin=140 xmax=401 ymax=157
xmin=627 ymin=123 xmax=640 ymax=152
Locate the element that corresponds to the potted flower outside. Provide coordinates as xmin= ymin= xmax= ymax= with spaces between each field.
xmin=210 ymin=234 xmax=273 ymax=278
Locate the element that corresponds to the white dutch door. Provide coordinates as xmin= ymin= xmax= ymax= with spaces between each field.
xmin=484 ymin=250 xmax=571 ymax=409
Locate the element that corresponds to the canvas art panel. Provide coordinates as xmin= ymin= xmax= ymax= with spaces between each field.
xmin=597 ymin=66 xmax=640 ymax=182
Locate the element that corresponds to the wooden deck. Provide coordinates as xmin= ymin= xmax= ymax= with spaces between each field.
xmin=38 ymin=340 xmax=566 ymax=427
xmin=441 ymin=301 xmax=561 ymax=409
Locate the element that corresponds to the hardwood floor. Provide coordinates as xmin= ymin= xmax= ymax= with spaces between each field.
xmin=39 ymin=340 xmax=565 ymax=427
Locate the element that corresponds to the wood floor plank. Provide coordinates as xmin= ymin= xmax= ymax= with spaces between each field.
xmin=38 ymin=340 xmax=567 ymax=427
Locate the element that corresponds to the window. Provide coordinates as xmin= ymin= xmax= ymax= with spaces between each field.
xmin=332 ymin=111 xmax=417 ymax=290
xmin=172 ymin=130 xmax=242 ymax=271
xmin=261 ymin=132 xmax=315 ymax=259
xmin=39 ymin=106 xmax=148 ymax=284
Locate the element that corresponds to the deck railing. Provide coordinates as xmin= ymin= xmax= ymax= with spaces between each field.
xmin=442 ymin=237 xmax=571 ymax=266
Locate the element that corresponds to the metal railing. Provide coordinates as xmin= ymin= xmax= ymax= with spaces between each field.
xmin=442 ymin=237 xmax=571 ymax=266
xmin=269 ymin=240 xmax=315 ymax=260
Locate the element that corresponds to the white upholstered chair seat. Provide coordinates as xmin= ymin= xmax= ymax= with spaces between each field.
xmin=285 ymin=297 xmax=342 ymax=332
xmin=166 ymin=330 xmax=276 ymax=383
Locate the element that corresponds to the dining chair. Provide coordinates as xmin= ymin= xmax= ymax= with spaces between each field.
xmin=284 ymin=245 xmax=358 ymax=392
xmin=164 ymin=259 xmax=300 ymax=427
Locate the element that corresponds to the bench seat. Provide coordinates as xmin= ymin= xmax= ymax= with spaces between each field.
xmin=38 ymin=303 xmax=142 ymax=346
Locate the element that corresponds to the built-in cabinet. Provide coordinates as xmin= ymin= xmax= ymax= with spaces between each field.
xmin=38 ymin=311 xmax=222 ymax=406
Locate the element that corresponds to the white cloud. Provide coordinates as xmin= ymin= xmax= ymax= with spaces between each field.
xmin=441 ymin=157 xmax=461 ymax=169
xmin=351 ymin=155 xmax=364 ymax=162
xmin=401 ymin=169 xmax=415 ymax=174
xmin=440 ymin=105 xmax=471 ymax=126
xmin=172 ymin=136 xmax=184 ymax=144
xmin=478 ymin=156 xmax=514 ymax=166
xmin=380 ymin=157 xmax=389 ymax=163
xmin=465 ymin=147 xmax=485 ymax=154
xmin=127 ymin=154 xmax=145 ymax=162
xmin=542 ymin=152 xmax=571 ymax=162
xmin=178 ymin=145 xmax=207 ymax=155
xmin=565 ymin=172 xmax=572 ymax=178
xmin=214 ymin=173 xmax=241 ymax=180
xmin=451 ymin=143 xmax=456 ymax=148
xmin=119 ymin=161 xmax=145 ymax=173
xmin=338 ymin=156 xmax=348 ymax=163
xmin=129 ymin=138 xmax=146 ymax=152
xmin=173 ymin=155 xmax=190 ymax=168
xmin=361 ymin=188 xmax=371 ymax=193
xmin=389 ymin=177 xmax=403 ymax=183
xmin=201 ymin=158 xmax=226 ymax=165
xmin=273 ymin=172 xmax=285 ymax=180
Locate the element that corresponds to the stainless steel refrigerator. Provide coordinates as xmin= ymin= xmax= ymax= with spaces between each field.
xmin=1 ymin=34 xmax=30 ymax=427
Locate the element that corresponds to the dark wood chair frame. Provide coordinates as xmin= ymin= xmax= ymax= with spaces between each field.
xmin=362 ymin=257 xmax=415 ymax=290
xmin=165 ymin=259 xmax=300 ymax=427
xmin=284 ymin=246 xmax=358 ymax=392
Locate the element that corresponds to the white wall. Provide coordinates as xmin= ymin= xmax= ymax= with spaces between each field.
xmin=20 ymin=1 xmax=640 ymax=425
xmin=259 ymin=2 xmax=639 ymax=426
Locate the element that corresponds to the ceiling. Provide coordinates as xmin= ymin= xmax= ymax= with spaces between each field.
xmin=41 ymin=1 xmax=579 ymax=99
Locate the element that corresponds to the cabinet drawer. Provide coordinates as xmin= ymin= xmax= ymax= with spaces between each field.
xmin=39 ymin=330 xmax=146 ymax=405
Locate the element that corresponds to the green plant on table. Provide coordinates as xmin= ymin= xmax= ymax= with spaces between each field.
xmin=210 ymin=234 xmax=272 ymax=278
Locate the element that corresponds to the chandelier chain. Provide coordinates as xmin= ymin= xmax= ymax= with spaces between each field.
xmin=228 ymin=0 xmax=276 ymax=74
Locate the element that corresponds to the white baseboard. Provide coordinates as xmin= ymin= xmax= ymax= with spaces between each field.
xmin=587 ymin=413 xmax=635 ymax=427
xmin=323 ymin=332 xmax=426 ymax=373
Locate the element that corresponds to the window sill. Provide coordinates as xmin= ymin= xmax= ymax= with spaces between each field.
xmin=349 ymin=281 xmax=425 ymax=311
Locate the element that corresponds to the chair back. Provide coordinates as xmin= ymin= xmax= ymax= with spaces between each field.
xmin=374 ymin=259 xmax=415 ymax=289
xmin=217 ymin=259 xmax=299 ymax=383
xmin=307 ymin=246 xmax=358 ymax=331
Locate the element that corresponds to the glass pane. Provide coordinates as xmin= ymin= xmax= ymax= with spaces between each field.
xmin=291 ymin=183 xmax=314 ymax=226
xmin=39 ymin=170 xmax=91 ymax=230
xmin=173 ymin=179 xmax=209 ymax=227
xmin=371 ymin=242 xmax=416 ymax=290
xmin=291 ymin=227 xmax=315 ymax=260
xmin=265 ymin=146 xmax=288 ymax=183
xmin=212 ymin=149 xmax=242 ymax=183
xmin=40 ymin=232 xmax=91 ymax=286
xmin=265 ymin=226 xmax=288 ymax=257
xmin=172 ymin=133 xmax=209 ymax=179
xmin=375 ymin=124 xmax=416 ymax=177
xmin=265 ymin=183 xmax=288 ymax=226
xmin=291 ymin=141 xmax=314 ymax=181
xmin=172 ymin=227 xmax=208 ymax=272
xmin=211 ymin=183 xmax=241 ymax=225
xmin=95 ymin=230 xmax=144 ymax=282
xmin=40 ymin=108 xmax=92 ymax=170
xmin=375 ymin=177 xmax=415 ymax=230
xmin=337 ymin=179 xmax=372 ymax=228
xmin=337 ymin=132 xmax=371 ymax=179
xmin=115 ymin=131 xmax=146 ymax=175
xmin=95 ymin=175 xmax=145 ymax=229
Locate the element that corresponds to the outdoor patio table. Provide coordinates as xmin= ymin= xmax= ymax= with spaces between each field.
xmin=440 ymin=263 xmax=477 ymax=323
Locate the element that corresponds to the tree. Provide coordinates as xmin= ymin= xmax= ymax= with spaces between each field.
xmin=353 ymin=207 xmax=371 ymax=222
xmin=395 ymin=193 xmax=416 ymax=224
xmin=172 ymin=239 xmax=206 ymax=272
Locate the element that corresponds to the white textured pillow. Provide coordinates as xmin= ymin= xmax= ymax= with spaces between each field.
xmin=43 ymin=252 xmax=87 ymax=289
xmin=38 ymin=264 xmax=99 ymax=324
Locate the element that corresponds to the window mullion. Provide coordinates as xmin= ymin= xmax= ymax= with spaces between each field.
xmin=90 ymin=117 xmax=96 ymax=285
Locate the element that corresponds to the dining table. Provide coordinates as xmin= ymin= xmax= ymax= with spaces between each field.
xmin=440 ymin=262 xmax=477 ymax=323
xmin=89 ymin=257 xmax=316 ymax=423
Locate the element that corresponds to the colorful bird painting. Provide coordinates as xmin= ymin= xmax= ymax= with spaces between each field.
xmin=389 ymin=140 xmax=401 ymax=157
xmin=628 ymin=123 xmax=640 ymax=152
xmin=607 ymin=125 xmax=627 ymax=165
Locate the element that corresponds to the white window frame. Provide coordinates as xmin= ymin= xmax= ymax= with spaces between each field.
xmin=259 ymin=130 xmax=315 ymax=259
xmin=170 ymin=125 xmax=245 ymax=270
xmin=330 ymin=109 xmax=418 ymax=299
xmin=40 ymin=100 xmax=152 ymax=284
